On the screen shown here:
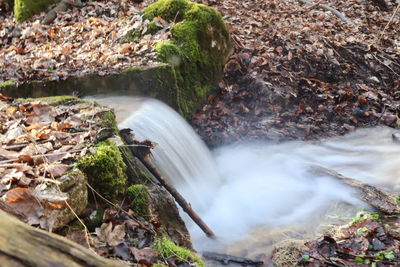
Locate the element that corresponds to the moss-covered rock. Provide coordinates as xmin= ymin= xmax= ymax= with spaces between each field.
xmin=14 ymin=0 xmax=55 ymax=22
xmin=76 ymin=139 xmax=127 ymax=201
xmin=127 ymin=184 xmax=150 ymax=217
xmin=0 ymin=64 xmax=180 ymax=112
xmin=155 ymin=236 xmax=205 ymax=267
xmin=144 ymin=0 xmax=233 ymax=116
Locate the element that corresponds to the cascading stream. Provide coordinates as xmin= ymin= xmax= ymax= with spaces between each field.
xmin=92 ymin=96 xmax=400 ymax=257
xmin=119 ymin=98 xmax=222 ymax=212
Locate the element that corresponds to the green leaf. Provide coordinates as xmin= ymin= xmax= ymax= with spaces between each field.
xmin=384 ymin=251 xmax=395 ymax=260
xmin=301 ymin=254 xmax=310 ymax=261
xmin=355 ymin=256 xmax=364 ymax=263
xmin=356 ymin=226 xmax=368 ymax=235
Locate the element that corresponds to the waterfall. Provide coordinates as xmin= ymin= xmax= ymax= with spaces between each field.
xmin=91 ymin=95 xmax=400 ymax=256
xmin=119 ymin=98 xmax=221 ymax=211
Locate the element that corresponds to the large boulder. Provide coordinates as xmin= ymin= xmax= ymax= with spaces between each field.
xmin=143 ymin=0 xmax=233 ymax=116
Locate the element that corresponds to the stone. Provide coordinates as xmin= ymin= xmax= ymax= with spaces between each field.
xmin=46 ymin=169 xmax=88 ymax=231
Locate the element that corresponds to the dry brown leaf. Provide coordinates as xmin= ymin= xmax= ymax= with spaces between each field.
xmin=46 ymin=163 xmax=70 ymax=178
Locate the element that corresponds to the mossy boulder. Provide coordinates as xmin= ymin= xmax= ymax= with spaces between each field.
xmin=14 ymin=0 xmax=55 ymax=22
xmin=143 ymin=0 xmax=233 ymax=116
xmin=76 ymin=139 xmax=128 ymax=201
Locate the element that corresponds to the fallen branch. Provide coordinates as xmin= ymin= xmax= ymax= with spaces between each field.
xmin=203 ymin=251 xmax=264 ymax=266
xmin=119 ymin=128 xmax=216 ymax=239
xmin=310 ymin=166 xmax=400 ymax=214
xmin=298 ymin=0 xmax=354 ymax=25
xmin=376 ymin=1 xmax=400 ymax=43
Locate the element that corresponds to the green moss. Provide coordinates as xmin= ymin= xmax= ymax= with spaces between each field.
xmin=0 ymin=80 xmax=16 ymax=89
xmin=350 ymin=211 xmax=381 ymax=226
xmin=14 ymin=0 xmax=55 ymax=22
xmin=153 ymin=264 xmax=168 ymax=267
xmin=76 ymin=140 xmax=127 ymax=201
xmin=127 ymin=184 xmax=150 ymax=217
xmin=155 ymin=236 xmax=205 ymax=267
xmin=143 ymin=0 xmax=190 ymax=21
xmin=18 ymin=95 xmax=85 ymax=106
xmin=144 ymin=0 xmax=232 ymax=117
xmin=99 ymin=110 xmax=119 ymax=135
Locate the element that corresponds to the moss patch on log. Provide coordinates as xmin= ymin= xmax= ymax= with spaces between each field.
xmin=155 ymin=236 xmax=205 ymax=267
xmin=143 ymin=0 xmax=232 ymax=116
xmin=127 ymin=184 xmax=150 ymax=217
xmin=18 ymin=95 xmax=85 ymax=106
xmin=76 ymin=139 xmax=127 ymax=201
xmin=14 ymin=0 xmax=55 ymax=22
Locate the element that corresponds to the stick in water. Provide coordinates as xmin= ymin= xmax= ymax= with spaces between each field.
xmin=119 ymin=128 xmax=216 ymax=239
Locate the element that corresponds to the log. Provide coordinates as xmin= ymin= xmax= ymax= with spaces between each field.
xmin=203 ymin=251 xmax=264 ymax=266
xmin=310 ymin=166 xmax=400 ymax=214
xmin=120 ymin=128 xmax=216 ymax=239
xmin=0 ymin=208 xmax=127 ymax=267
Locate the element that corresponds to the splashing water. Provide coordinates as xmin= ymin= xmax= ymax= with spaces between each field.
xmin=92 ymin=96 xmax=400 ymax=256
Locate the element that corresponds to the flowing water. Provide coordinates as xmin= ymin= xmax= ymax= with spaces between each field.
xmin=91 ymin=96 xmax=400 ymax=263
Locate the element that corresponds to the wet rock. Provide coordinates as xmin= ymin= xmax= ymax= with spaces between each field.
xmin=391 ymin=132 xmax=400 ymax=142
xmin=383 ymin=114 xmax=400 ymax=127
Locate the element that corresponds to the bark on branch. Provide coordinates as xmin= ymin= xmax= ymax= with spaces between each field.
xmin=120 ymin=128 xmax=216 ymax=239
xmin=0 ymin=207 xmax=126 ymax=267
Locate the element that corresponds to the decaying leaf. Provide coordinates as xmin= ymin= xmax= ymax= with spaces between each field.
xmin=94 ymin=222 xmax=126 ymax=247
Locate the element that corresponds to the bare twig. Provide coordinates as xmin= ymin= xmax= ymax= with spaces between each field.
xmin=376 ymin=1 xmax=400 ymax=44
xmin=298 ymin=0 xmax=354 ymax=25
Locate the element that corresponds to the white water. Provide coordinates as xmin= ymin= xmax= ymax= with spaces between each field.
xmin=93 ymin=96 xmax=400 ymax=257
xmin=119 ymin=98 xmax=221 ymax=211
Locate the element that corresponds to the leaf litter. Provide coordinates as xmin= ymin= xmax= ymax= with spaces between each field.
xmin=192 ymin=0 xmax=400 ymax=147
xmin=0 ymin=0 xmax=170 ymax=84
xmin=0 ymin=97 xmax=110 ymax=227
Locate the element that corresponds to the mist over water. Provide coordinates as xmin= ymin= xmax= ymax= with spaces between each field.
xmin=92 ymin=96 xmax=400 ymax=255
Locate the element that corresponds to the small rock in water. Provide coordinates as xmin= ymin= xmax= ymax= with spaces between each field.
xmin=392 ymin=132 xmax=400 ymax=143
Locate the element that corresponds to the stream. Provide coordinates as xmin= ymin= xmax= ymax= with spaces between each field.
xmin=90 ymin=96 xmax=400 ymax=264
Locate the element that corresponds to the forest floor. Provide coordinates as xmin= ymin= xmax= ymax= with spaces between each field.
xmin=1 ymin=0 xmax=399 ymax=147
xmin=191 ymin=0 xmax=400 ymax=147
xmin=1 ymin=0 xmax=400 ymax=266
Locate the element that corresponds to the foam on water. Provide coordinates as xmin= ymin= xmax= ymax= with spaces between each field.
xmin=93 ymin=96 xmax=400 ymax=254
